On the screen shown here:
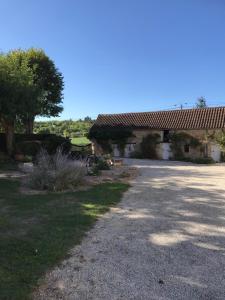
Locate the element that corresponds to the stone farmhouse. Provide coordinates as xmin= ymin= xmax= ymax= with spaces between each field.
xmin=90 ymin=107 xmax=225 ymax=162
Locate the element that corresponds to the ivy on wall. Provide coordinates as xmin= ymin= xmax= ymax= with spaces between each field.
xmin=139 ymin=133 xmax=161 ymax=159
xmin=169 ymin=132 xmax=201 ymax=160
xmin=215 ymin=131 xmax=225 ymax=151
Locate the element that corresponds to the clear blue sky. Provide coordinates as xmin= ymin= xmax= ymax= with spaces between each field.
xmin=1 ymin=0 xmax=225 ymax=120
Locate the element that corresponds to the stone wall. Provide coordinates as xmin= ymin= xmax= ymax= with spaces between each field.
xmin=91 ymin=128 xmax=223 ymax=161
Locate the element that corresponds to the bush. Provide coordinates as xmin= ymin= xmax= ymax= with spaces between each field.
xmin=96 ymin=159 xmax=110 ymax=170
xmin=27 ymin=148 xmax=86 ymax=191
xmin=169 ymin=132 xmax=201 ymax=160
xmin=15 ymin=141 xmax=41 ymax=156
xmin=89 ymin=165 xmax=101 ymax=176
xmin=130 ymin=150 xmax=143 ymax=159
xmin=88 ymin=158 xmax=110 ymax=176
xmin=88 ymin=127 xmax=134 ymax=155
xmin=192 ymin=157 xmax=215 ymax=164
xmin=0 ymin=133 xmax=71 ymax=155
xmin=140 ymin=134 xmax=160 ymax=159
xmin=170 ymin=156 xmax=215 ymax=164
xmin=41 ymin=135 xmax=71 ymax=154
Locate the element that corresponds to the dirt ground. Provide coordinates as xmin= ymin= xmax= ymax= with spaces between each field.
xmin=35 ymin=159 xmax=225 ymax=299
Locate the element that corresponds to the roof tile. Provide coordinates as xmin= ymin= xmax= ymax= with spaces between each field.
xmin=92 ymin=107 xmax=225 ymax=130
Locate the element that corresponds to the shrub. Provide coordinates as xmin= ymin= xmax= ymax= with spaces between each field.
xmin=88 ymin=127 xmax=134 ymax=155
xmin=140 ymin=134 xmax=160 ymax=159
xmin=170 ymin=156 xmax=215 ymax=164
xmin=88 ymin=157 xmax=110 ymax=176
xmin=89 ymin=165 xmax=101 ymax=176
xmin=192 ymin=157 xmax=215 ymax=164
xmin=41 ymin=135 xmax=71 ymax=154
xmin=169 ymin=132 xmax=201 ymax=160
xmin=27 ymin=148 xmax=86 ymax=191
xmin=15 ymin=141 xmax=41 ymax=156
xmin=96 ymin=159 xmax=110 ymax=170
xmin=130 ymin=150 xmax=143 ymax=159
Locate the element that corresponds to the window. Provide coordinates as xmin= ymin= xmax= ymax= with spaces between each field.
xmin=163 ymin=130 xmax=170 ymax=142
xmin=184 ymin=144 xmax=190 ymax=153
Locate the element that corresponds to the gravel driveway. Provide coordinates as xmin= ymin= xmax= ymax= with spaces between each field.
xmin=36 ymin=159 xmax=225 ymax=300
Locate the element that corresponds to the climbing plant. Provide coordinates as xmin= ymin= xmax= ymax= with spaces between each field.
xmin=169 ymin=132 xmax=201 ymax=160
xmin=215 ymin=131 xmax=225 ymax=150
xmin=139 ymin=133 xmax=161 ymax=159
xmin=88 ymin=127 xmax=134 ymax=155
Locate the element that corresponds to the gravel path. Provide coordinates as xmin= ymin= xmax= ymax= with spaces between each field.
xmin=35 ymin=159 xmax=225 ymax=300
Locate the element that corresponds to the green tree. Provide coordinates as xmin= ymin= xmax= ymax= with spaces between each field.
xmin=196 ymin=97 xmax=207 ymax=108
xmin=9 ymin=49 xmax=64 ymax=134
xmin=84 ymin=116 xmax=92 ymax=122
xmin=23 ymin=49 xmax=64 ymax=133
xmin=0 ymin=51 xmax=42 ymax=155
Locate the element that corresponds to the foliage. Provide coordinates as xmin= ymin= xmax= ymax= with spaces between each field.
xmin=0 ymin=133 xmax=71 ymax=155
xmin=196 ymin=97 xmax=207 ymax=108
xmin=171 ymin=156 xmax=215 ymax=164
xmin=25 ymin=48 xmax=63 ymax=116
xmin=139 ymin=133 xmax=161 ymax=159
xmin=0 ymin=48 xmax=64 ymax=154
xmin=130 ymin=150 xmax=143 ymax=159
xmin=34 ymin=118 xmax=93 ymax=139
xmin=215 ymin=132 xmax=225 ymax=150
xmin=89 ymin=164 xmax=101 ymax=176
xmin=0 ymin=179 xmax=129 ymax=299
xmin=10 ymin=48 xmax=64 ymax=134
xmin=39 ymin=134 xmax=71 ymax=154
xmin=169 ymin=132 xmax=201 ymax=160
xmin=88 ymin=127 xmax=134 ymax=155
xmin=95 ymin=159 xmax=110 ymax=170
xmin=88 ymin=126 xmax=133 ymax=141
xmin=0 ymin=50 xmax=43 ymax=154
xmin=88 ymin=157 xmax=110 ymax=176
xmin=192 ymin=157 xmax=214 ymax=164
xmin=15 ymin=141 xmax=41 ymax=156
xmin=27 ymin=148 xmax=86 ymax=191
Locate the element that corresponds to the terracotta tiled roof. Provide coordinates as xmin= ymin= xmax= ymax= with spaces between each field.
xmin=92 ymin=107 xmax=225 ymax=130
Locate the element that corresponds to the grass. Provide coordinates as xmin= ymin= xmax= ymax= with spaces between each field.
xmin=0 ymin=179 xmax=129 ymax=299
xmin=71 ymin=136 xmax=91 ymax=146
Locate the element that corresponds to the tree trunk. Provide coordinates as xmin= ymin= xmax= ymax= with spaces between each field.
xmin=4 ymin=122 xmax=14 ymax=156
xmin=24 ymin=116 xmax=34 ymax=134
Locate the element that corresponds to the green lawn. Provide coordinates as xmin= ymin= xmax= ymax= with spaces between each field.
xmin=0 ymin=179 xmax=129 ymax=300
xmin=71 ymin=136 xmax=91 ymax=145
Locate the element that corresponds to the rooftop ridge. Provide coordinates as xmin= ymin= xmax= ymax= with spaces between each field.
xmin=92 ymin=106 xmax=225 ymax=130
xmin=98 ymin=106 xmax=225 ymax=117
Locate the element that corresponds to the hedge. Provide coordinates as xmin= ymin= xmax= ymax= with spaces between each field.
xmin=0 ymin=133 xmax=71 ymax=156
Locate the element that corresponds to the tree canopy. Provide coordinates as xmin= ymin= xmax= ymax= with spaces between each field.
xmin=0 ymin=48 xmax=64 ymax=154
xmin=196 ymin=97 xmax=207 ymax=108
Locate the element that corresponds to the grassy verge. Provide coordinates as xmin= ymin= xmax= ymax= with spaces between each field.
xmin=0 ymin=179 xmax=129 ymax=299
xmin=71 ymin=136 xmax=90 ymax=145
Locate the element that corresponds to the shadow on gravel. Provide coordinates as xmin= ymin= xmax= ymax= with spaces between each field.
xmin=118 ymin=160 xmax=225 ymax=299
xmin=35 ymin=160 xmax=225 ymax=300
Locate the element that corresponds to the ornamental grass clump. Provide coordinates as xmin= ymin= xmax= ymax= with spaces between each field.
xmin=28 ymin=147 xmax=86 ymax=191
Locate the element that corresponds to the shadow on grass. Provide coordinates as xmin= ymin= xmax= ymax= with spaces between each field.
xmin=0 ymin=179 xmax=129 ymax=300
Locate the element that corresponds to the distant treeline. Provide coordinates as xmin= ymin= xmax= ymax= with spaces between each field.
xmin=34 ymin=117 xmax=94 ymax=138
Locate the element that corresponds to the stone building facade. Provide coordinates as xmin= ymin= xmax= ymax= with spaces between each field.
xmin=90 ymin=107 xmax=225 ymax=162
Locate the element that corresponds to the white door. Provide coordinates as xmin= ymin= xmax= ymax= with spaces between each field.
xmin=162 ymin=143 xmax=170 ymax=160
xmin=211 ymin=144 xmax=221 ymax=162
xmin=112 ymin=144 xmax=120 ymax=157
xmin=124 ymin=144 xmax=135 ymax=158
